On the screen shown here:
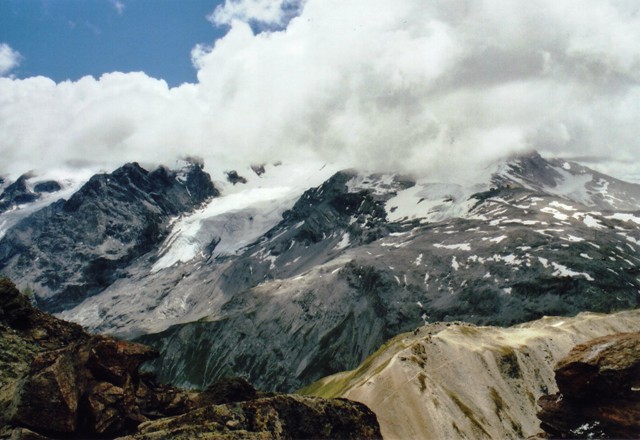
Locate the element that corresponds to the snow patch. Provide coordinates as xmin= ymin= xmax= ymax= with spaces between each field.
xmin=489 ymin=235 xmax=508 ymax=244
xmin=385 ymin=180 xmax=484 ymax=223
xmin=334 ymin=232 xmax=351 ymax=250
xmin=549 ymin=201 xmax=576 ymax=211
xmin=606 ymin=213 xmax=640 ymax=225
xmin=541 ymin=206 xmax=569 ymax=221
xmin=451 ymin=256 xmax=459 ymax=271
xmin=433 ymin=243 xmax=471 ymax=251
xmin=551 ymin=262 xmax=594 ymax=281
xmin=562 ymin=234 xmax=584 ymax=243
xmin=582 ymin=214 xmax=604 ymax=229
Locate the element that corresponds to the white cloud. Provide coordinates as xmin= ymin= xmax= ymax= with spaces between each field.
xmin=1 ymin=0 xmax=640 ymax=183
xmin=0 ymin=43 xmax=21 ymax=77
xmin=110 ymin=0 xmax=125 ymax=15
xmin=210 ymin=0 xmax=305 ymax=27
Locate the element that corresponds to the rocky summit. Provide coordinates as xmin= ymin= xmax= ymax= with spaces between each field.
xmin=537 ymin=331 xmax=640 ymax=439
xmin=0 ymin=278 xmax=381 ymax=439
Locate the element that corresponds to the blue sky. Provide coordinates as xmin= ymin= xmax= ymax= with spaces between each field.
xmin=0 ymin=0 xmax=227 ymax=86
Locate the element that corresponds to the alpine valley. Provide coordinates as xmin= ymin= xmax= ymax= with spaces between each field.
xmin=1 ymin=151 xmax=640 ymax=438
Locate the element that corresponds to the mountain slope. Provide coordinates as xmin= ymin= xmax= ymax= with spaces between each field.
xmin=2 ymin=152 xmax=640 ymax=394
xmin=0 ymin=161 xmax=217 ymax=312
xmin=300 ymin=309 xmax=640 ymax=440
xmin=133 ymin=153 xmax=640 ymax=392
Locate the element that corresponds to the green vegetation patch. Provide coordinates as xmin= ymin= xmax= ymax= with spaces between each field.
xmin=298 ymin=332 xmax=407 ymax=398
xmin=446 ymin=390 xmax=491 ymax=438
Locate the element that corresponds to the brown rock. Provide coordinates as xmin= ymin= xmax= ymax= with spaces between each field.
xmin=537 ymin=332 xmax=640 ymax=439
xmin=198 ymin=376 xmax=259 ymax=405
xmin=7 ymin=325 xmax=163 ymax=437
xmin=86 ymin=336 xmax=158 ymax=385
xmin=136 ymin=373 xmax=196 ymax=417
xmin=0 ymin=278 xmax=33 ymax=329
xmin=121 ymin=394 xmax=382 ymax=440
xmin=85 ymin=380 xmax=147 ymax=435
xmin=2 ymin=278 xmax=381 ymax=440
xmin=11 ymin=345 xmax=81 ymax=433
xmin=5 ymin=427 xmax=51 ymax=440
xmin=554 ymin=332 xmax=640 ymax=399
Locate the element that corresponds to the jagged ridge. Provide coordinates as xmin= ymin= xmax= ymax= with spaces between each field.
xmin=0 ymin=162 xmax=218 ymax=312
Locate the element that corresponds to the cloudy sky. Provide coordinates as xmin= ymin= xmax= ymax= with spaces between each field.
xmin=1 ymin=0 xmax=639 ymax=183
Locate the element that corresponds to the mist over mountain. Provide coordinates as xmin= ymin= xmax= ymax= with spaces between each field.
xmin=2 ymin=0 xmax=640 ymax=183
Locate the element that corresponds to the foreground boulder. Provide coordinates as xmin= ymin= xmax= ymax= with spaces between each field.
xmin=10 ymin=336 xmax=177 ymax=436
xmin=121 ymin=395 xmax=382 ymax=439
xmin=0 ymin=278 xmax=382 ymax=439
xmin=537 ymin=332 xmax=640 ymax=439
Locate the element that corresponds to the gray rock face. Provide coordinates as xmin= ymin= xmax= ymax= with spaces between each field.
xmin=0 ymin=162 xmax=218 ymax=312
xmin=0 ymin=174 xmax=41 ymax=213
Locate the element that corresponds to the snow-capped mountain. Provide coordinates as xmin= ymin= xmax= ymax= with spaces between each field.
xmin=1 ymin=151 xmax=639 ymax=392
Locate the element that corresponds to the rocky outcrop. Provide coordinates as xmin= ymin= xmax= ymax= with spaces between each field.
xmin=0 ymin=278 xmax=194 ymax=437
xmin=0 ymin=279 xmax=382 ymax=439
xmin=121 ymin=395 xmax=382 ymax=440
xmin=33 ymin=181 xmax=62 ymax=194
xmin=225 ymin=170 xmax=247 ymax=185
xmin=537 ymin=332 xmax=640 ymax=439
xmin=10 ymin=336 xmax=171 ymax=436
xmin=0 ymin=161 xmax=218 ymax=312
xmin=0 ymin=174 xmax=40 ymax=214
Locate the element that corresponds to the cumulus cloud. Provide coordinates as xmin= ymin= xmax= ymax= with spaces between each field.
xmin=210 ymin=0 xmax=305 ymax=27
xmin=1 ymin=0 xmax=640 ymax=183
xmin=0 ymin=43 xmax=22 ymax=77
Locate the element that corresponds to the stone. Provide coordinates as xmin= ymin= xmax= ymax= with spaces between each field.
xmin=554 ymin=332 xmax=640 ymax=399
xmin=199 ymin=376 xmax=259 ymax=405
xmin=86 ymin=336 xmax=158 ymax=386
xmin=11 ymin=346 xmax=81 ymax=434
xmin=120 ymin=395 xmax=382 ymax=440
xmin=0 ymin=278 xmax=33 ymax=329
xmin=537 ymin=332 xmax=640 ymax=439
xmin=1 ymin=277 xmax=381 ymax=439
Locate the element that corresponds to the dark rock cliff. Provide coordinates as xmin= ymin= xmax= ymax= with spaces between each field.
xmin=0 ymin=162 xmax=218 ymax=312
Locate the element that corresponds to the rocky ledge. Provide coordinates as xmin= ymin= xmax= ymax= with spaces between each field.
xmin=537 ymin=331 xmax=640 ymax=439
xmin=0 ymin=278 xmax=381 ymax=439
